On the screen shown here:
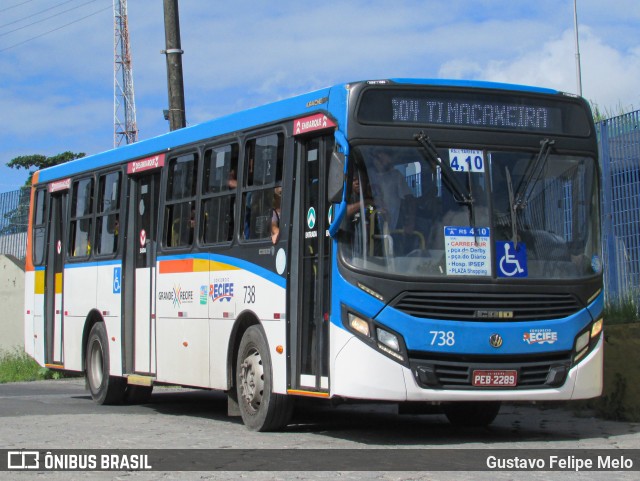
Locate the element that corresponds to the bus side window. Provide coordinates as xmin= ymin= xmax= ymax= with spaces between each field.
xmin=242 ymin=133 xmax=283 ymax=241
xmin=95 ymin=171 xmax=121 ymax=256
xmin=69 ymin=177 xmax=94 ymax=258
xmin=201 ymin=143 xmax=238 ymax=244
xmin=163 ymin=152 xmax=198 ymax=248
xmin=32 ymin=188 xmax=47 ymax=265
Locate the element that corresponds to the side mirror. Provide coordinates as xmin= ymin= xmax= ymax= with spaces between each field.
xmin=328 ymin=150 xmax=345 ymax=204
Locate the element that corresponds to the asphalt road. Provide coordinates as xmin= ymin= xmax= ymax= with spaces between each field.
xmin=0 ymin=379 xmax=638 ymax=480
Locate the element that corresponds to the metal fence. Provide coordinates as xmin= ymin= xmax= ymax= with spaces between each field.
xmin=0 ymin=187 xmax=30 ymax=259
xmin=600 ymin=109 xmax=640 ymax=305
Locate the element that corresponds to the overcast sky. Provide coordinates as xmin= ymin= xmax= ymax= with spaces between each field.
xmin=1 ymin=0 xmax=638 ymax=192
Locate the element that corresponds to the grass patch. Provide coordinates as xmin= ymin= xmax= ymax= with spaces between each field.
xmin=570 ymin=323 xmax=640 ymax=422
xmin=0 ymin=348 xmax=61 ymax=383
xmin=604 ymin=295 xmax=639 ymax=325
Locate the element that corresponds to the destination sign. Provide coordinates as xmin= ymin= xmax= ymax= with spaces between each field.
xmin=391 ymin=97 xmax=554 ymax=131
xmin=358 ymin=89 xmax=591 ymax=136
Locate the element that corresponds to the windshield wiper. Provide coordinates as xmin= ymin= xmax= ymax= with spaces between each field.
xmin=415 ymin=131 xmax=478 ymax=241
xmin=414 ymin=131 xmax=473 ymax=205
xmin=513 ymin=138 xmax=555 ymax=211
xmin=505 ymin=166 xmax=519 ymax=248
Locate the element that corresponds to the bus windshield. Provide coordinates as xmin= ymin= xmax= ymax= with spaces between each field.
xmin=340 ymin=144 xmax=600 ymax=280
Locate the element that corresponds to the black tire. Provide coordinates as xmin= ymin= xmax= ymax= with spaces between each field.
xmin=124 ymin=385 xmax=153 ymax=405
xmin=236 ymin=325 xmax=293 ymax=431
xmin=85 ymin=322 xmax=126 ymax=405
xmin=442 ymin=401 xmax=501 ymax=427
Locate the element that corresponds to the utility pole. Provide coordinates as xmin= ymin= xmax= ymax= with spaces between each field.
xmin=113 ymin=0 xmax=138 ymax=147
xmin=162 ymin=0 xmax=186 ymax=130
xmin=573 ymin=0 xmax=583 ymax=97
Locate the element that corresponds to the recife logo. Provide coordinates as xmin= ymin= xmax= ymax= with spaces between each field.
xmin=210 ymin=279 xmax=234 ymax=302
xmin=523 ymin=328 xmax=558 ymax=345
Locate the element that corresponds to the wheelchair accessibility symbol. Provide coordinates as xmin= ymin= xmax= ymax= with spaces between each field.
xmin=496 ymin=242 xmax=527 ymax=278
xmin=113 ymin=267 xmax=122 ymax=294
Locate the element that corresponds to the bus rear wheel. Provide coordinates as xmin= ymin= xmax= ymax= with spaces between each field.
xmin=85 ymin=322 xmax=126 ymax=405
xmin=442 ymin=401 xmax=501 ymax=427
xmin=236 ymin=325 xmax=293 ymax=431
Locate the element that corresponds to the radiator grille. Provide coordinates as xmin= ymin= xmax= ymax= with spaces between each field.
xmin=392 ymin=291 xmax=581 ymax=321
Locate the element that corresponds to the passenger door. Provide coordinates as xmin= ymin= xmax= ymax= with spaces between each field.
xmin=44 ymin=184 xmax=69 ymax=366
xmin=123 ymin=155 xmax=163 ymax=375
xmin=289 ymin=133 xmax=334 ymax=394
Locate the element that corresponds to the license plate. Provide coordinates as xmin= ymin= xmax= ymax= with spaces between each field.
xmin=472 ymin=369 xmax=518 ymax=387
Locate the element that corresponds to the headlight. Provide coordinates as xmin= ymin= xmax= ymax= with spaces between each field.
xmin=591 ymin=318 xmax=603 ymax=338
xmin=377 ymin=327 xmax=400 ymax=352
xmin=348 ymin=313 xmax=370 ymax=337
xmin=342 ymin=305 xmax=408 ymax=366
xmin=574 ymin=317 xmax=604 ymax=364
xmin=575 ymin=331 xmax=590 ymax=353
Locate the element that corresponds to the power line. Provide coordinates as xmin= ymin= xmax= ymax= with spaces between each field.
xmin=0 ymin=0 xmax=103 ymax=38
xmin=0 ymin=5 xmax=111 ymax=53
xmin=0 ymin=0 xmax=37 ymax=14
xmin=0 ymin=0 xmax=79 ymax=29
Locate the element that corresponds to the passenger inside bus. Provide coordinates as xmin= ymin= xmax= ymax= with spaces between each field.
xmin=368 ymin=148 xmax=415 ymax=231
xmin=188 ymin=206 xmax=195 ymax=244
xmin=113 ymin=215 xmax=119 ymax=251
xmin=346 ymin=172 xmax=374 ymax=219
xmin=271 ymin=186 xmax=282 ymax=244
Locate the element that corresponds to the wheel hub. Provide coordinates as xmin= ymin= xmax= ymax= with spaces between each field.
xmin=239 ymin=348 xmax=264 ymax=413
xmin=88 ymin=340 xmax=104 ymax=389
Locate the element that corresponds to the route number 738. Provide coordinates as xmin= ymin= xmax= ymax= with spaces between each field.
xmin=429 ymin=330 xmax=455 ymax=346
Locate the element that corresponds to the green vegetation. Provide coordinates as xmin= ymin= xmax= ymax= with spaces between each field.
xmin=571 ymin=323 xmax=640 ymax=422
xmin=0 ymin=348 xmax=61 ymax=383
xmin=604 ymin=295 xmax=639 ymax=325
xmin=6 ymin=151 xmax=85 ymax=187
xmin=591 ymin=102 xmax=635 ymax=123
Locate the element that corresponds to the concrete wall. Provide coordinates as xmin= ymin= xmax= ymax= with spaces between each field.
xmin=0 ymin=255 xmax=25 ymax=352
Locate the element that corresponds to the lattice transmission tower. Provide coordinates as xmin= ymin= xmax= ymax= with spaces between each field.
xmin=113 ymin=0 xmax=138 ymax=147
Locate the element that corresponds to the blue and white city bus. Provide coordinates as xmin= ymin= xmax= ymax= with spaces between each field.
xmin=24 ymin=79 xmax=603 ymax=431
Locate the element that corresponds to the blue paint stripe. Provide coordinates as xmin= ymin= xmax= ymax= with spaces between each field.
xmin=390 ymin=78 xmax=559 ymax=95
xmin=587 ymin=290 xmax=605 ymax=318
xmin=64 ymin=259 xmax=121 ymax=269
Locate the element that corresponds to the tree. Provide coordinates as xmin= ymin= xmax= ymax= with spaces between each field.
xmin=7 ymin=151 xmax=85 ymax=187
xmin=1 ymin=151 xmax=85 ymax=236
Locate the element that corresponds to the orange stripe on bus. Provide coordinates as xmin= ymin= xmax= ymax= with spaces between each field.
xmin=45 ymin=363 xmax=64 ymax=369
xmin=287 ymin=389 xmax=330 ymax=398
xmin=159 ymin=258 xmax=194 ymax=274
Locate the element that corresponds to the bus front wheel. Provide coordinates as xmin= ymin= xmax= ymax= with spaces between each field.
xmin=85 ymin=322 xmax=126 ymax=405
xmin=442 ymin=401 xmax=501 ymax=427
xmin=236 ymin=325 xmax=293 ymax=431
